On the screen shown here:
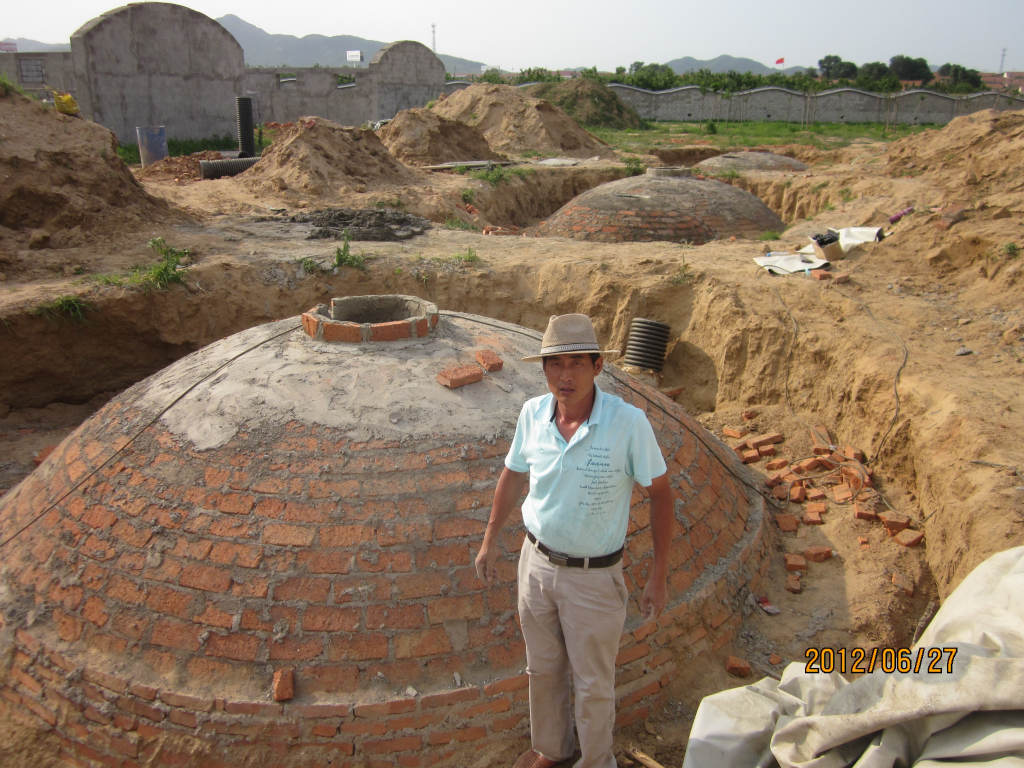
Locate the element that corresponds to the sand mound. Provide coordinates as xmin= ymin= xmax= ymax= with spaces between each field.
xmin=245 ymin=116 xmax=419 ymax=197
xmin=377 ymin=107 xmax=506 ymax=166
xmin=136 ymin=150 xmax=226 ymax=182
xmin=522 ymin=78 xmax=644 ymax=129
xmin=0 ymin=91 xmax=181 ymax=251
xmin=887 ymin=109 xmax=1024 ymax=193
xmin=695 ymin=151 xmax=807 ymax=173
xmin=431 ymin=84 xmax=614 ymax=158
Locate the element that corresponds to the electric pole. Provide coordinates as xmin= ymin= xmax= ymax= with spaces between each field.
xmin=1000 ymin=48 xmax=1006 ymax=73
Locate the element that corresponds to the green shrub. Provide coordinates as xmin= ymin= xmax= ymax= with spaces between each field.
xmin=758 ymin=231 xmax=782 ymax=241
xmin=34 ymin=295 xmax=89 ymax=321
xmin=624 ymin=157 xmax=646 ymax=176
xmin=460 ymin=188 xmax=475 ymax=204
xmin=471 ymin=165 xmax=510 ymax=185
xmin=444 ymin=216 xmax=477 ymax=231
xmin=1003 ymin=242 xmax=1020 ymax=258
xmin=334 ymin=231 xmax=366 ymax=270
xmin=451 ymin=247 xmax=480 ymax=264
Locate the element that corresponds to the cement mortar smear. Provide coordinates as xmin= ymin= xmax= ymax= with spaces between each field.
xmin=0 ymin=310 xmax=770 ymax=765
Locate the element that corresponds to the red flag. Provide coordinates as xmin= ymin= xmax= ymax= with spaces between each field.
xmin=775 ymin=57 xmax=785 ymax=65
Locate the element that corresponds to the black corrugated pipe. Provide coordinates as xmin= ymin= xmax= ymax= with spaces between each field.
xmin=237 ymin=97 xmax=255 ymax=158
xmin=623 ymin=318 xmax=671 ymax=372
xmin=199 ymin=157 xmax=260 ymax=180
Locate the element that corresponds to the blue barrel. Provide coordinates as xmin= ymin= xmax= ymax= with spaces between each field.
xmin=136 ymin=125 xmax=168 ymax=167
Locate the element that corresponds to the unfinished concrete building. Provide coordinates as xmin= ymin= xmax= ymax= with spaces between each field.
xmin=0 ymin=297 xmax=770 ymax=766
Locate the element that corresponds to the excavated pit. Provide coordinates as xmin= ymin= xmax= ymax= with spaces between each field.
xmin=0 ymin=298 xmax=770 ymax=767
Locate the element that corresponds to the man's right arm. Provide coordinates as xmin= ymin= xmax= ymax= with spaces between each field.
xmin=474 ymin=467 xmax=529 ymax=584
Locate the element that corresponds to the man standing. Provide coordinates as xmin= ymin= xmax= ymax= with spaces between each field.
xmin=475 ymin=314 xmax=673 ymax=768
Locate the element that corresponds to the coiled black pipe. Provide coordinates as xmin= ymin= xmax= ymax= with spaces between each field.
xmin=199 ymin=157 xmax=260 ymax=180
xmin=623 ymin=318 xmax=671 ymax=372
xmin=237 ymin=96 xmax=255 ymax=158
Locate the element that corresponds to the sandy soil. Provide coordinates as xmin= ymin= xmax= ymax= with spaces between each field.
xmin=1 ymin=86 xmax=1023 ymax=766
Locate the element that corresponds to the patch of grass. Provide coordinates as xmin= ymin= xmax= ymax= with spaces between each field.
xmin=704 ymin=120 xmax=718 ymax=135
xmin=33 ymin=295 xmax=89 ymax=322
xmin=758 ymin=231 xmax=782 ymax=241
xmin=0 ymin=73 xmax=27 ymax=98
xmin=839 ymin=187 xmax=854 ymax=202
xmin=471 ymin=165 xmax=509 ymax=185
xmin=811 ymin=181 xmax=829 ymax=193
xmin=587 ymin=120 xmax=929 ymax=157
xmin=334 ymin=231 xmax=367 ymax=270
xmin=444 ymin=216 xmax=477 ymax=231
xmin=117 ymin=134 xmax=242 ymax=166
xmin=140 ymin=237 xmax=188 ymax=289
xmin=298 ymin=256 xmax=322 ymax=274
xmin=624 ymin=157 xmax=646 ymax=176
xmin=460 ymin=188 xmax=475 ymax=204
xmin=374 ymin=197 xmax=405 ymax=211
xmin=1002 ymin=242 xmax=1020 ymax=258
xmin=715 ymin=169 xmax=741 ymax=180
xmin=88 ymin=273 xmax=126 ymax=287
xmin=450 ymin=247 xmax=480 ymax=264
xmin=669 ymin=263 xmax=692 ymax=286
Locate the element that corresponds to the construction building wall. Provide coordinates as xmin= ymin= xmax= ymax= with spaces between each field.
xmin=607 ymin=83 xmax=1024 ymax=125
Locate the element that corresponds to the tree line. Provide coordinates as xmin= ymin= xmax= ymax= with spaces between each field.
xmin=465 ymin=55 xmax=987 ymax=95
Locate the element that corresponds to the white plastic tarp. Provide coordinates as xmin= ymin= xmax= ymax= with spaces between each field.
xmin=754 ymin=252 xmax=830 ymax=275
xmin=682 ymin=546 xmax=1024 ymax=768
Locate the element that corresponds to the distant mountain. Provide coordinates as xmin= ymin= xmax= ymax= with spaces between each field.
xmin=665 ymin=55 xmax=804 ymax=76
xmin=216 ymin=15 xmax=484 ymax=74
xmin=0 ymin=38 xmax=70 ymax=52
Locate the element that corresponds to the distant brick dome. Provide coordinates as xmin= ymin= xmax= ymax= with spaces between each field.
xmin=533 ymin=169 xmax=784 ymax=243
xmin=0 ymin=298 xmax=770 ymax=766
xmin=695 ymin=151 xmax=807 ymax=173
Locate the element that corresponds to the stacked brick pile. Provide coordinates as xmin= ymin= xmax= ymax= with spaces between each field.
xmin=0 ymin=308 xmax=771 ymax=767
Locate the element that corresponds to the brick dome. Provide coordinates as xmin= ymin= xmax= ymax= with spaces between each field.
xmin=0 ymin=299 xmax=771 ymax=767
xmin=694 ymin=151 xmax=807 ymax=173
xmin=533 ymin=169 xmax=784 ymax=244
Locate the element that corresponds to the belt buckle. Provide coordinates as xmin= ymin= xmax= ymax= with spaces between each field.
xmin=546 ymin=551 xmax=570 ymax=567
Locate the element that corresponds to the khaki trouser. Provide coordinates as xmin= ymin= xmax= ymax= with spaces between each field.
xmin=517 ymin=538 xmax=628 ymax=768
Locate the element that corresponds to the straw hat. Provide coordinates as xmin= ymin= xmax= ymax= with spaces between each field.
xmin=522 ymin=314 xmax=620 ymax=362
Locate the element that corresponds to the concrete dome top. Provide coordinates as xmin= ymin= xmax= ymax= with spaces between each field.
xmin=533 ymin=173 xmax=784 ymax=244
xmin=0 ymin=299 xmax=769 ymax=766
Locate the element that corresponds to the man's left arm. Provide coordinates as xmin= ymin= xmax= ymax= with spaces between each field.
xmin=639 ymin=473 xmax=673 ymax=621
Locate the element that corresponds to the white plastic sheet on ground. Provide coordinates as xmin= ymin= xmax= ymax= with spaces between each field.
xmin=681 ymin=546 xmax=1024 ymax=768
xmin=753 ymin=252 xmax=829 ymax=275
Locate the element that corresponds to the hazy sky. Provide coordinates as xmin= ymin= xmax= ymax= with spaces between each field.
xmin=5 ymin=0 xmax=1020 ymax=73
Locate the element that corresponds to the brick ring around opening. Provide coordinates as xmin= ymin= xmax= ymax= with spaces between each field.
xmin=302 ymin=294 xmax=440 ymax=343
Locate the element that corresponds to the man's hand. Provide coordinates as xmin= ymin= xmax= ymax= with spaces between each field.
xmin=640 ymin=574 xmax=668 ymax=622
xmin=474 ymin=542 xmax=498 ymax=585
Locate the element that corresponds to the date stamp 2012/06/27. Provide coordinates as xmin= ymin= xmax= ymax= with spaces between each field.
xmin=804 ymin=646 xmax=958 ymax=675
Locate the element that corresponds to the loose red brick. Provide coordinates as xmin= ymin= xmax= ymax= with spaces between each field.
xmin=894 ymin=529 xmax=923 ymax=547
xmin=757 ymin=444 xmax=776 ymax=457
xmin=273 ymin=668 xmax=295 ymax=701
xmin=722 ymin=427 xmax=747 ymax=439
xmin=806 ymin=501 xmax=827 ymax=515
xmin=436 ymin=365 xmax=484 ymax=389
xmin=811 ymin=269 xmax=832 ymax=280
xmin=802 ymin=509 xmax=823 ymax=525
xmin=741 ymin=449 xmax=760 ymax=464
xmin=768 ymin=653 xmax=783 ymax=665
xmin=789 ymin=484 xmax=806 ymax=503
xmin=832 ymin=485 xmax=854 ymax=503
xmin=794 ymin=457 xmax=820 ymax=473
xmin=725 ymin=656 xmax=751 ymax=677
xmin=474 ymin=349 xmax=503 ymax=372
xmin=774 ymin=513 xmax=799 ymax=533
xmin=806 ymin=487 xmax=826 ymax=501
xmin=891 ymin=572 xmax=915 ymax=595
xmin=833 ymin=273 xmax=850 ymax=284
xmin=765 ymin=458 xmax=788 ymax=471
xmin=784 ymin=553 xmax=806 ymax=572
xmin=879 ymin=511 xmax=910 ymax=535
xmin=765 ymin=471 xmax=788 ymax=488
xmin=748 ymin=432 xmax=784 ymax=449
xmin=804 ymin=546 xmax=833 ymax=562
xmin=854 ymin=503 xmax=879 ymax=522
xmin=842 ymin=445 xmax=866 ymax=462
xmin=771 ymin=484 xmax=789 ymax=501
xmin=785 ymin=573 xmax=802 ymax=593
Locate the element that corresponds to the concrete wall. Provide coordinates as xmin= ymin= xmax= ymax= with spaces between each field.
xmin=244 ymin=41 xmax=446 ymax=127
xmin=70 ymin=2 xmax=246 ymax=143
xmin=608 ymin=83 xmax=1024 ymax=124
xmin=0 ymin=51 xmax=76 ymax=101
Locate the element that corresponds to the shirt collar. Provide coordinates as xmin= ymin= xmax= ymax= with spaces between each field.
xmin=545 ymin=383 xmax=605 ymax=424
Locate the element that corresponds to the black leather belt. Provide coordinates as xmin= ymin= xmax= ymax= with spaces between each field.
xmin=526 ymin=530 xmax=623 ymax=569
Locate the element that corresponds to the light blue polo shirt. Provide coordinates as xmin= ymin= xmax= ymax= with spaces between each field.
xmin=505 ymin=384 xmax=667 ymax=557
